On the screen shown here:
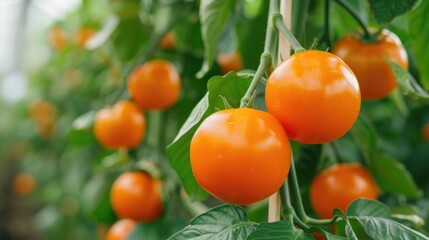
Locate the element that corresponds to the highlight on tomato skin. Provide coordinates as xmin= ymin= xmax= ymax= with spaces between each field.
xmin=190 ymin=108 xmax=291 ymax=206
xmin=93 ymin=101 xmax=146 ymax=149
xmin=265 ymin=50 xmax=361 ymax=144
xmin=332 ymin=29 xmax=408 ymax=100
xmin=309 ymin=163 xmax=378 ymax=219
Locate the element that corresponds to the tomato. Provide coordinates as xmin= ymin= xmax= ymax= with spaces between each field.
xmin=105 ymin=219 xmax=136 ymax=240
xmin=313 ymin=232 xmax=327 ymax=240
xmin=310 ymin=163 xmax=378 ymax=218
xmin=332 ymin=29 xmax=408 ymax=100
xmin=265 ymin=50 xmax=361 ymax=144
xmin=28 ymin=100 xmax=57 ymax=139
xmin=13 ymin=172 xmax=36 ymax=196
xmin=160 ymin=32 xmax=176 ymax=49
xmin=422 ymin=123 xmax=429 ymax=142
xmin=74 ymin=27 xmax=96 ymax=46
xmin=128 ymin=60 xmax=181 ymax=110
xmin=94 ymin=101 xmax=146 ymax=149
xmin=217 ymin=51 xmax=243 ymax=75
xmin=111 ymin=171 xmax=163 ymax=222
xmin=48 ymin=27 xmax=67 ymax=50
xmin=190 ymin=108 xmax=291 ymax=206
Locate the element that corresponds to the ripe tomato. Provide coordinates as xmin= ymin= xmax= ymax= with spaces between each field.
xmin=190 ymin=108 xmax=291 ymax=206
xmin=128 ymin=60 xmax=181 ymax=110
xmin=422 ymin=123 xmax=429 ymax=142
xmin=13 ymin=172 xmax=36 ymax=196
xmin=332 ymin=29 xmax=408 ymax=100
xmin=111 ymin=171 xmax=163 ymax=222
xmin=94 ymin=101 xmax=146 ymax=149
xmin=48 ymin=27 xmax=67 ymax=50
xmin=105 ymin=219 xmax=136 ymax=240
xmin=216 ymin=51 xmax=243 ymax=75
xmin=310 ymin=163 xmax=378 ymax=218
xmin=160 ymin=32 xmax=176 ymax=49
xmin=28 ymin=100 xmax=57 ymax=139
xmin=265 ymin=50 xmax=361 ymax=144
xmin=74 ymin=27 xmax=96 ymax=46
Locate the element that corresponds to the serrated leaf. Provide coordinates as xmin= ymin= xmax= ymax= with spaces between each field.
xmin=347 ymin=199 xmax=390 ymax=218
xmin=168 ymin=205 xmax=256 ymax=240
xmin=388 ymin=59 xmax=429 ymax=104
xmin=369 ymin=0 xmax=417 ymax=24
xmin=352 ymin=216 xmax=429 ymax=240
xmin=409 ymin=0 xmax=429 ymax=90
xmin=167 ymin=72 xmax=252 ymax=200
xmin=246 ymin=221 xmax=313 ymax=240
xmin=197 ymin=0 xmax=238 ymax=78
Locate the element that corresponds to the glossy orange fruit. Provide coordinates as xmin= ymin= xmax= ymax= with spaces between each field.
xmin=48 ymin=27 xmax=67 ymax=50
xmin=111 ymin=171 xmax=163 ymax=222
xmin=94 ymin=101 xmax=146 ymax=149
xmin=105 ymin=219 xmax=136 ymax=240
xmin=310 ymin=163 xmax=378 ymax=218
xmin=332 ymin=29 xmax=408 ymax=100
xmin=128 ymin=60 xmax=181 ymax=110
xmin=13 ymin=172 xmax=36 ymax=196
xmin=160 ymin=32 xmax=176 ymax=49
xmin=190 ymin=108 xmax=291 ymax=206
xmin=265 ymin=50 xmax=361 ymax=144
xmin=217 ymin=51 xmax=243 ymax=75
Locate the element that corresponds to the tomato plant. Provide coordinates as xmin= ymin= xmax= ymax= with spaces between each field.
xmin=3 ymin=0 xmax=429 ymax=239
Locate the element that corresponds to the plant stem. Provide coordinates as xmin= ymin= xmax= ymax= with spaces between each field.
xmin=288 ymin=155 xmax=337 ymax=225
xmin=332 ymin=0 xmax=371 ymax=39
xmin=321 ymin=0 xmax=331 ymax=48
xmin=280 ymin=181 xmax=294 ymax=222
xmin=239 ymin=0 xmax=278 ymax=108
xmin=273 ymin=15 xmax=305 ymax=53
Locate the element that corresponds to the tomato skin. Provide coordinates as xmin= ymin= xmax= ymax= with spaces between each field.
xmin=332 ymin=29 xmax=408 ymax=100
xmin=217 ymin=51 xmax=243 ymax=75
xmin=160 ymin=32 xmax=176 ymax=49
xmin=265 ymin=50 xmax=361 ymax=144
xmin=13 ymin=172 xmax=36 ymax=196
xmin=105 ymin=219 xmax=136 ymax=240
xmin=111 ymin=172 xmax=163 ymax=222
xmin=128 ymin=60 xmax=181 ymax=110
xmin=190 ymin=108 xmax=291 ymax=206
xmin=48 ymin=27 xmax=67 ymax=50
xmin=74 ymin=27 xmax=96 ymax=46
xmin=310 ymin=163 xmax=378 ymax=218
xmin=94 ymin=101 xmax=146 ymax=149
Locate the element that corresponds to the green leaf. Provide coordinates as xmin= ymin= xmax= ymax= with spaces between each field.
xmin=371 ymin=153 xmax=422 ymax=198
xmin=352 ymin=216 xmax=429 ymax=240
xmin=388 ymin=60 xmax=429 ymax=103
xmin=197 ymin=0 xmax=238 ymax=78
xmin=128 ymin=222 xmax=166 ymax=240
xmin=168 ymin=205 xmax=256 ymax=240
xmin=409 ymin=0 xmax=429 ymax=89
xmin=167 ymin=72 xmax=252 ymax=200
xmin=68 ymin=111 xmax=97 ymax=147
xmin=305 ymin=227 xmax=347 ymax=240
xmin=369 ymin=0 xmax=417 ymax=24
xmin=351 ymin=116 xmax=422 ymax=198
xmin=347 ymin=199 xmax=390 ymax=217
xmin=246 ymin=221 xmax=313 ymax=240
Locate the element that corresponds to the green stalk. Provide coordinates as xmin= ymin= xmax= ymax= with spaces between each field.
xmin=273 ymin=15 xmax=306 ymax=53
xmin=321 ymin=0 xmax=332 ymax=48
xmin=332 ymin=0 xmax=372 ymax=40
xmin=239 ymin=0 xmax=279 ymax=108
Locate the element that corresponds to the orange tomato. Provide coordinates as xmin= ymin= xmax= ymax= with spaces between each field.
xmin=332 ymin=29 xmax=408 ymax=100
xmin=74 ymin=27 xmax=96 ymax=46
xmin=105 ymin=219 xmax=136 ymax=240
xmin=310 ymin=163 xmax=378 ymax=218
xmin=265 ymin=50 xmax=361 ymax=144
xmin=190 ymin=108 xmax=291 ymax=205
xmin=48 ymin=27 xmax=67 ymax=50
xmin=217 ymin=51 xmax=243 ymax=74
xmin=128 ymin=60 xmax=181 ymax=110
xmin=422 ymin=123 xmax=429 ymax=142
xmin=313 ymin=232 xmax=327 ymax=240
xmin=28 ymin=100 xmax=57 ymax=139
xmin=13 ymin=172 xmax=36 ymax=196
xmin=111 ymin=172 xmax=163 ymax=222
xmin=94 ymin=101 xmax=146 ymax=149
xmin=160 ymin=32 xmax=176 ymax=49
